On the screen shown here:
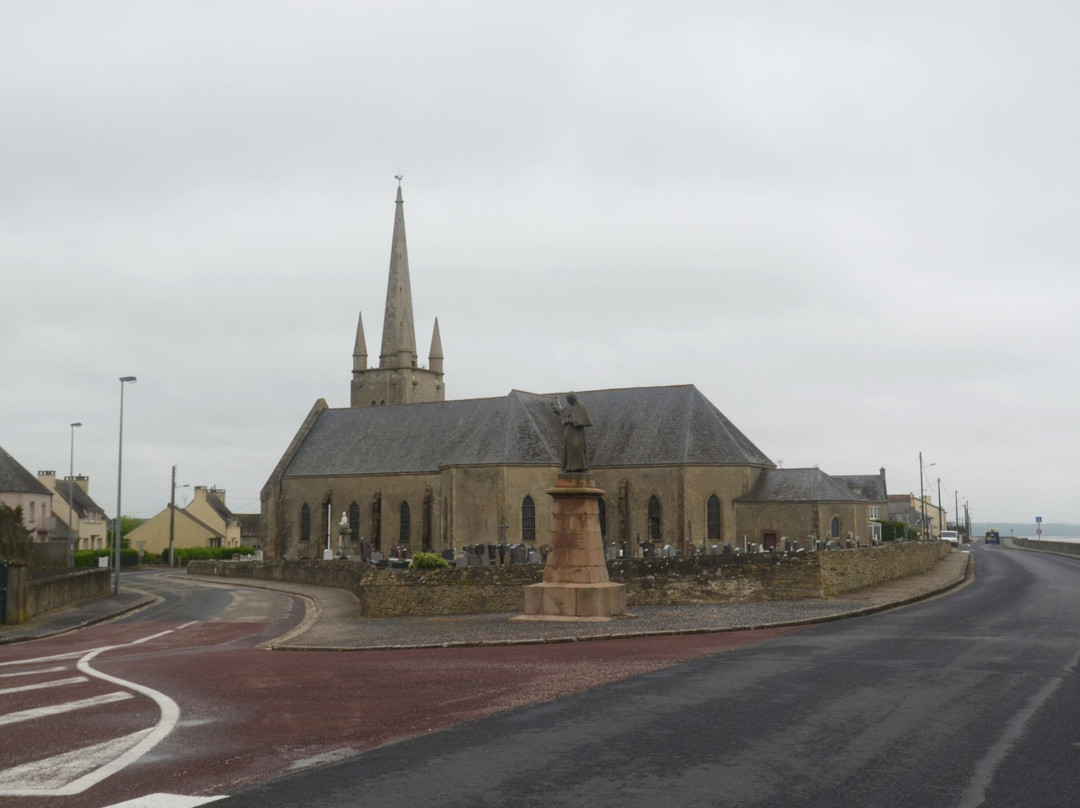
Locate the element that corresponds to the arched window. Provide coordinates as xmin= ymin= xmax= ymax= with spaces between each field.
xmin=348 ymin=502 xmax=360 ymax=542
xmin=300 ymin=503 xmax=311 ymax=542
xmin=598 ymin=498 xmax=607 ymax=539
xmin=399 ymin=500 xmax=411 ymax=544
xmin=648 ymin=496 xmax=662 ymax=542
xmin=707 ymin=495 xmax=721 ymax=540
xmin=831 ymin=516 xmax=841 ymax=538
xmin=522 ymin=495 xmax=536 ymax=542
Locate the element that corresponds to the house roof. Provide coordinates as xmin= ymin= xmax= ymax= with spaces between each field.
xmin=283 ymin=384 xmax=773 ymax=478
xmin=202 ymin=491 xmax=234 ymax=521
xmin=0 ymin=446 xmax=52 ymax=496
xmin=180 ymin=508 xmax=225 ymax=538
xmin=833 ymin=474 xmax=887 ymax=502
xmin=735 ymin=467 xmax=870 ymax=503
xmin=51 ymin=480 xmax=106 ymax=518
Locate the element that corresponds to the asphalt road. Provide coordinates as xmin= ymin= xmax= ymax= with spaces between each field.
xmin=0 ymin=571 xmax=795 ymax=807
xmin=216 ymin=543 xmax=1080 ymax=808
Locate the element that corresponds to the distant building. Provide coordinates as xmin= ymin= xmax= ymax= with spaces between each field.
xmin=888 ymin=493 xmax=945 ymax=539
xmin=37 ymin=471 xmax=108 ymax=551
xmin=0 ymin=445 xmax=53 ymax=542
xmin=126 ymin=486 xmax=246 ymax=558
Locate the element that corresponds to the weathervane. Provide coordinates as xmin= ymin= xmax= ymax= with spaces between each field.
xmin=395 ymin=174 xmax=403 ymax=185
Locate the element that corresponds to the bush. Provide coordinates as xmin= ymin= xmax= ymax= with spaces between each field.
xmin=172 ymin=546 xmax=256 ymax=565
xmin=873 ymin=520 xmax=919 ymax=542
xmin=409 ymin=551 xmax=450 ymax=570
xmin=74 ymin=548 xmax=140 ymax=568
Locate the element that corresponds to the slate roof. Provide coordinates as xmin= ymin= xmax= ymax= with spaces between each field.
xmin=51 ymin=480 xmax=106 ymax=519
xmin=283 ymin=385 xmax=773 ymax=478
xmin=202 ymin=491 xmax=235 ymax=521
xmin=833 ymin=473 xmax=887 ymax=502
xmin=0 ymin=446 xmax=52 ymax=496
xmin=735 ymin=467 xmax=870 ymax=503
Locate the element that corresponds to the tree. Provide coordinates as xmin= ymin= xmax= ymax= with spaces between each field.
xmin=0 ymin=503 xmax=31 ymax=559
xmin=872 ymin=519 xmax=919 ymax=541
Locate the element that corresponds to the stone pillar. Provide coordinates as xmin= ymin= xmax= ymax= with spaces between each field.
xmin=514 ymin=473 xmax=628 ymax=621
xmin=4 ymin=560 xmax=27 ymax=625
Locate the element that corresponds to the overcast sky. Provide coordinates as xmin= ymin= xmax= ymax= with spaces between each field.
xmin=3 ymin=1 xmax=1078 ymax=528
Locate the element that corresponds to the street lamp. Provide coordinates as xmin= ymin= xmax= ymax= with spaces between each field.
xmin=68 ymin=422 xmax=82 ymax=567
xmin=114 ymin=376 xmax=137 ymax=594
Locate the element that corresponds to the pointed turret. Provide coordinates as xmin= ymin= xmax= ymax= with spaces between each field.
xmin=429 ymin=317 xmax=444 ymax=378
xmin=379 ymin=184 xmax=418 ymax=369
xmin=353 ymin=311 xmax=368 ymax=372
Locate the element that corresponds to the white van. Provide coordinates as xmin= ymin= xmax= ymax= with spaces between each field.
xmin=940 ymin=530 xmax=959 ymax=547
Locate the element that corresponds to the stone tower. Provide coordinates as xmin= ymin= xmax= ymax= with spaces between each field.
xmin=351 ymin=183 xmax=445 ymax=407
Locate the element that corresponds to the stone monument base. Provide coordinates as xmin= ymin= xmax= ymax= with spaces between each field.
xmin=512 ymin=581 xmax=628 ymax=622
xmin=512 ymin=472 xmax=629 ymax=622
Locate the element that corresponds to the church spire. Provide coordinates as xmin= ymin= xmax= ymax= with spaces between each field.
xmin=351 ymin=181 xmax=445 ymax=408
xmin=353 ymin=311 xmax=368 ymax=372
xmin=379 ymin=182 xmax=418 ymax=369
xmin=429 ymin=316 xmax=443 ymax=377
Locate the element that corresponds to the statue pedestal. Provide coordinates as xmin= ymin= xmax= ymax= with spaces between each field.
xmin=513 ymin=473 xmax=628 ymax=622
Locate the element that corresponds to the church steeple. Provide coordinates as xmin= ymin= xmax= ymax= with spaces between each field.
xmin=350 ymin=181 xmax=446 ymax=408
xmin=429 ymin=317 xmax=443 ymax=376
xmin=379 ymin=183 xmax=418 ymax=369
xmin=353 ymin=311 xmax=368 ymax=372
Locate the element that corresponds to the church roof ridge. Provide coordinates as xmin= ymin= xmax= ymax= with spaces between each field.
xmin=284 ymin=384 xmax=772 ymax=478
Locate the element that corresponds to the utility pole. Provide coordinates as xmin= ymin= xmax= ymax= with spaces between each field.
xmin=168 ymin=465 xmax=177 ymax=568
xmin=919 ymin=452 xmax=926 ymax=540
xmin=937 ymin=477 xmax=943 ymax=538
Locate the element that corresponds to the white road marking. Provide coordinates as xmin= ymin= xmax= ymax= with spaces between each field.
xmin=0 ymin=691 xmax=133 ymax=726
xmin=104 ymin=793 xmax=229 ymax=807
xmin=0 ymin=623 xmax=195 ymax=796
xmin=0 ymin=664 xmax=70 ymax=679
xmin=0 ymin=675 xmax=88 ymax=695
xmin=0 ymin=729 xmax=152 ymax=790
xmin=0 ymin=650 xmax=84 ymax=667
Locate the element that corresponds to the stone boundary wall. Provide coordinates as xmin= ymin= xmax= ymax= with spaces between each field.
xmin=4 ymin=564 xmax=112 ymax=625
xmin=1012 ymin=537 xmax=1080 ymax=557
xmin=607 ymin=553 xmax=824 ymax=605
xmin=818 ymin=540 xmax=948 ymax=597
xmin=190 ymin=541 xmax=950 ymax=617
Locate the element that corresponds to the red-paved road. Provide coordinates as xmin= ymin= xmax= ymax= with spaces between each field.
xmin=0 ymin=573 xmax=800 ymax=808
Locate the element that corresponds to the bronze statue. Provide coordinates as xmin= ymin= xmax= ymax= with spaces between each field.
xmin=553 ymin=392 xmax=592 ymax=472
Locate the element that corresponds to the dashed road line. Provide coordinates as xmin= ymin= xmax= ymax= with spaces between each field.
xmin=105 ymin=793 xmax=229 ymax=807
xmin=0 ymin=691 xmax=134 ymax=727
xmin=0 ymin=675 xmax=88 ymax=695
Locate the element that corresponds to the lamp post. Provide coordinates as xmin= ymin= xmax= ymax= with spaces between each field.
xmin=68 ymin=422 xmax=82 ymax=567
xmin=114 ymin=376 xmax=137 ymax=594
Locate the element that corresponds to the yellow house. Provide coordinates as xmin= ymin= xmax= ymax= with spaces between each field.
xmin=126 ymin=486 xmax=243 ymax=558
xmin=37 ymin=471 xmax=108 ymax=551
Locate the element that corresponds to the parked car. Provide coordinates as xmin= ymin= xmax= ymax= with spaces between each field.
xmin=941 ymin=530 xmax=959 ymax=547
xmin=985 ymin=529 xmax=1000 ymax=545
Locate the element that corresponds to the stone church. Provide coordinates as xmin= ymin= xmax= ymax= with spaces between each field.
xmin=260 ymin=186 xmax=883 ymax=560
